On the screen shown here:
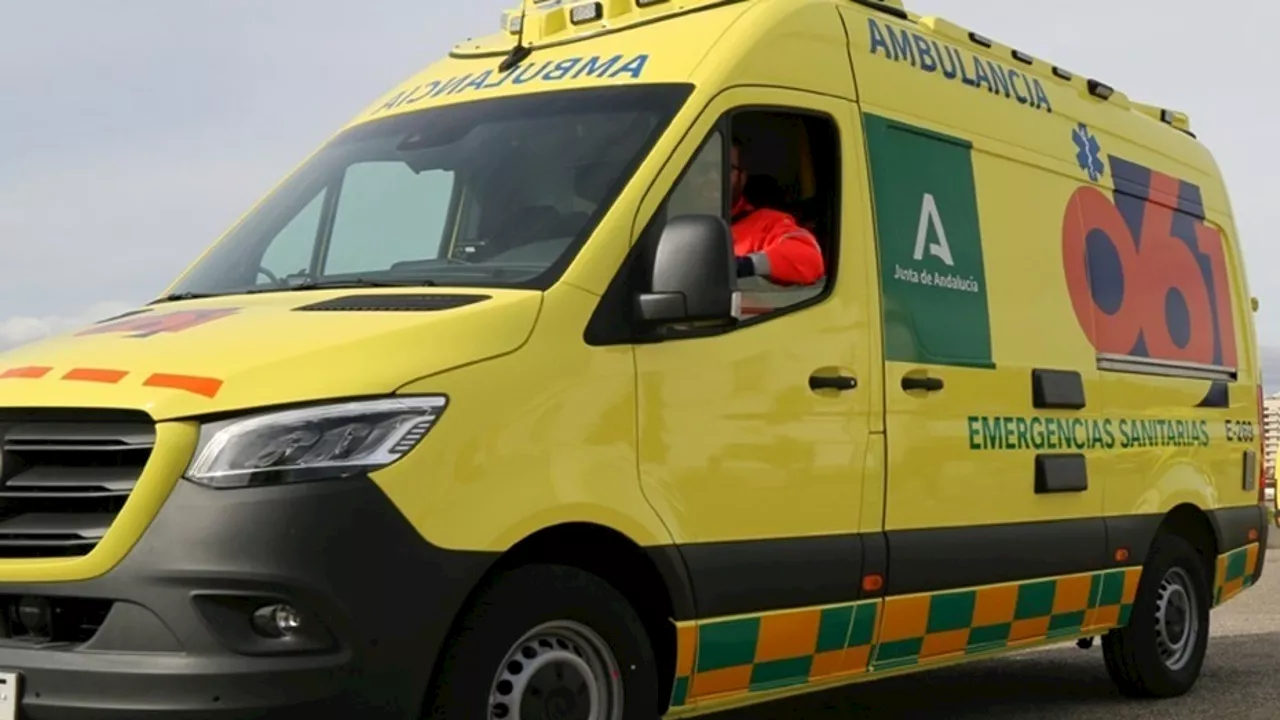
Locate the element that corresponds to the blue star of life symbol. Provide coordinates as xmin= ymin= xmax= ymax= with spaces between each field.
xmin=1073 ymin=123 xmax=1105 ymax=182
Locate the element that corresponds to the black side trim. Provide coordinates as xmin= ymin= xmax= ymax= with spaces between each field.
xmin=1107 ymin=507 xmax=1266 ymax=571
xmin=1035 ymin=453 xmax=1088 ymax=493
xmin=1211 ymin=504 xmax=1265 ymax=553
xmin=1031 ymin=369 xmax=1086 ymax=410
xmin=1196 ymin=380 xmax=1230 ymax=408
xmin=673 ymin=508 xmax=1267 ymax=618
xmin=1208 ymin=505 xmax=1268 ymax=583
xmin=1104 ymin=514 xmax=1163 ymax=568
xmin=861 ymin=532 xmax=888 ymax=598
xmin=679 ymin=535 xmax=862 ymax=618
xmin=643 ymin=546 xmax=698 ymax=621
xmin=293 ymin=294 xmax=490 ymax=312
xmin=884 ymin=518 xmax=1107 ymax=596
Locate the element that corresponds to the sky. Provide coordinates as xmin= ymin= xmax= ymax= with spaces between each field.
xmin=3 ymin=0 xmax=1278 ymax=386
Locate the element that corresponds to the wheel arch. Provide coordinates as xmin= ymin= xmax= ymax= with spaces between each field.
xmin=1157 ymin=503 xmax=1219 ymax=585
xmin=428 ymin=521 xmax=696 ymax=715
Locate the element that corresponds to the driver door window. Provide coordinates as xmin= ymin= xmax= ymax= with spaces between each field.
xmin=655 ymin=110 xmax=839 ymax=322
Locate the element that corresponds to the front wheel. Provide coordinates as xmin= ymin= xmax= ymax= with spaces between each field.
xmin=1102 ymin=533 xmax=1211 ymax=698
xmin=425 ymin=564 xmax=660 ymax=720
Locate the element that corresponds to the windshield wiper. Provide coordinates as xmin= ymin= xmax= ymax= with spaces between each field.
xmin=150 ymin=291 xmax=222 ymax=305
xmin=153 ymin=279 xmax=438 ymax=303
xmin=267 ymin=277 xmax=439 ymax=292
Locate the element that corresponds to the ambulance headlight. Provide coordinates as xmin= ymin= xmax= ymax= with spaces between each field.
xmin=185 ymin=396 xmax=447 ymax=489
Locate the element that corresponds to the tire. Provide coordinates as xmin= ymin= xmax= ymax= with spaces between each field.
xmin=1101 ymin=533 xmax=1211 ymax=699
xmin=425 ymin=563 xmax=661 ymax=719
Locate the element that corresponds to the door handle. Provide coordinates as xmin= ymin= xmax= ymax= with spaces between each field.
xmin=901 ymin=375 xmax=944 ymax=392
xmin=809 ymin=374 xmax=858 ymax=392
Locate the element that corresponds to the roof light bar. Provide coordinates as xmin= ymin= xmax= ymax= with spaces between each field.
xmin=570 ymin=1 xmax=603 ymax=24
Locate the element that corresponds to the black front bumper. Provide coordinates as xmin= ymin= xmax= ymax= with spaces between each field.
xmin=0 ymin=476 xmax=496 ymax=719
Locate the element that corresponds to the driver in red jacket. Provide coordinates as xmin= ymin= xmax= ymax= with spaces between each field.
xmin=730 ymin=139 xmax=825 ymax=286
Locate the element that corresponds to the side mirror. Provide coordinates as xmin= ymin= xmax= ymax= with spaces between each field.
xmin=636 ymin=214 xmax=737 ymax=326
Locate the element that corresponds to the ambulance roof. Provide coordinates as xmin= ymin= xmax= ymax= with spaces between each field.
xmin=350 ymin=0 xmax=1199 ymax=147
xmin=462 ymin=0 xmax=1194 ymax=133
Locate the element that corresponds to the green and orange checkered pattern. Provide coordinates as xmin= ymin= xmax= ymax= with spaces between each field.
xmin=669 ymin=566 xmax=1142 ymax=709
xmin=1213 ymin=542 xmax=1260 ymax=607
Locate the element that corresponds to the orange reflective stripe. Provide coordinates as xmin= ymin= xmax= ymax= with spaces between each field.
xmin=143 ymin=373 xmax=223 ymax=398
xmin=0 ymin=366 xmax=52 ymax=379
xmin=63 ymin=368 xmax=129 ymax=384
xmin=0 ymin=366 xmax=224 ymax=398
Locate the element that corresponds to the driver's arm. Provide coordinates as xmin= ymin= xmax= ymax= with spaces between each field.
xmin=737 ymin=210 xmax=824 ymax=286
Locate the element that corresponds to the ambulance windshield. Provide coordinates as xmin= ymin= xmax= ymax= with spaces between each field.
xmin=164 ymin=83 xmax=691 ymax=299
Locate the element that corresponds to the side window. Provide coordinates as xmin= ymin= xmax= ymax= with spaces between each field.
xmin=592 ymin=107 xmax=843 ymax=345
xmin=729 ymin=110 xmax=839 ymax=320
xmin=258 ymin=190 xmax=325 ymax=284
xmin=324 ymin=161 xmax=454 ymax=275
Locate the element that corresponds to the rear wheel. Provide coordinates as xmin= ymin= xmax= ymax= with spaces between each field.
xmin=426 ymin=563 xmax=660 ymax=720
xmin=1102 ymin=533 xmax=1211 ymax=698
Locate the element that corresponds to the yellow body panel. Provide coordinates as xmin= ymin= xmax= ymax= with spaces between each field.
xmin=388 ymin=281 xmax=673 ymax=551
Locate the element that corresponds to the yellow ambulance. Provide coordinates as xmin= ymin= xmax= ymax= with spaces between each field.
xmin=0 ymin=0 xmax=1267 ymax=718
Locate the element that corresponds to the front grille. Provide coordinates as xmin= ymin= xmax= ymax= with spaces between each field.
xmin=0 ymin=410 xmax=155 ymax=559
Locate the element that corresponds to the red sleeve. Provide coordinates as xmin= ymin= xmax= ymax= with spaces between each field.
xmin=755 ymin=212 xmax=825 ymax=286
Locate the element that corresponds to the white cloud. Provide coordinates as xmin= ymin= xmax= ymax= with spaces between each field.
xmin=0 ymin=301 xmax=136 ymax=351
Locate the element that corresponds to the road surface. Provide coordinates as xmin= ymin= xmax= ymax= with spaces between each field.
xmin=718 ymin=532 xmax=1280 ymax=720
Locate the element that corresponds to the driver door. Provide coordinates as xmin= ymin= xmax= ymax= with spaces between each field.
xmin=632 ymin=87 xmax=883 ymax=699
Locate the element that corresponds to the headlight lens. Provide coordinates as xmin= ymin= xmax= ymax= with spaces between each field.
xmin=185 ymin=396 xmax=447 ymax=489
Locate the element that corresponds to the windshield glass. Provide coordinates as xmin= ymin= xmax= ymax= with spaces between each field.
xmin=166 ymin=84 xmax=692 ymax=298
